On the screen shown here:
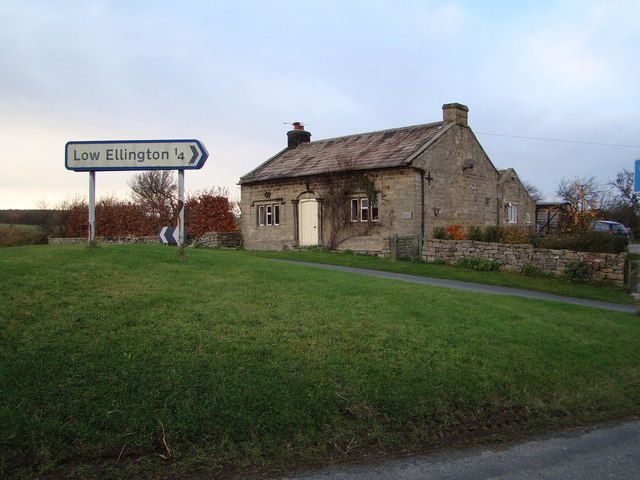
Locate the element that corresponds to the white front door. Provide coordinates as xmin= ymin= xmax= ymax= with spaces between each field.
xmin=299 ymin=200 xmax=319 ymax=246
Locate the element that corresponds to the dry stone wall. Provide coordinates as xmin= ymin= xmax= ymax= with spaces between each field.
xmin=50 ymin=232 xmax=242 ymax=248
xmin=49 ymin=236 xmax=159 ymax=245
xmin=424 ymin=238 xmax=627 ymax=285
xmin=192 ymin=232 xmax=242 ymax=248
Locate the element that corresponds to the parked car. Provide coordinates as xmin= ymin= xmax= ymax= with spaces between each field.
xmin=591 ymin=220 xmax=631 ymax=240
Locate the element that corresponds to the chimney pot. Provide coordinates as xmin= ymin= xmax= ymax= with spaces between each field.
xmin=442 ymin=103 xmax=469 ymax=127
xmin=287 ymin=122 xmax=311 ymax=148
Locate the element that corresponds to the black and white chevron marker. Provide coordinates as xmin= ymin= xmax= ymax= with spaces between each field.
xmin=159 ymin=226 xmax=179 ymax=245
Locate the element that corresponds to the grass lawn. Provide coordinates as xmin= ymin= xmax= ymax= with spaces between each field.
xmin=1 ymin=245 xmax=639 ymax=479
xmin=252 ymin=249 xmax=634 ymax=305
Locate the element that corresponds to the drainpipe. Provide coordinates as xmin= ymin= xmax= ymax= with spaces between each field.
xmin=420 ymin=172 xmax=425 ymax=253
xmin=292 ymin=200 xmax=299 ymax=246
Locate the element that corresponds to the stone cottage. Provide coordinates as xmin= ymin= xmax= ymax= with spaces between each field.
xmin=239 ymin=103 xmax=536 ymax=252
xmin=497 ymin=168 xmax=537 ymax=226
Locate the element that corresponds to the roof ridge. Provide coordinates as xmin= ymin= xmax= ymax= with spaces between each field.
xmin=307 ymin=121 xmax=444 ymax=144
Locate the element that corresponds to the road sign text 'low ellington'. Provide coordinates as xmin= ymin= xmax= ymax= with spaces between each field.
xmin=65 ymin=139 xmax=208 ymax=171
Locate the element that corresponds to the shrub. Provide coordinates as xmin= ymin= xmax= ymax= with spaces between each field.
xmin=530 ymin=234 xmax=542 ymax=247
xmin=500 ymin=226 xmax=534 ymax=244
xmin=521 ymin=264 xmax=542 ymax=277
xmin=481 ymin=225 xmax=501 ymax=243
xmin=564 ymin=261 xmax=590 ymax=281
xmin=185 ymin=191 xmax=237 ymax=237
xmin=431 ymin=258 xmax=446 ymax=265
xmin=432 ymin=226 xmax=450 ymax=239
xmin=540 ymin=232 xmax=628 ymax=254
xmin=455 ymin=257 xmax=501 ymax=271
xmin=466 ymin=226 xmax=483 ymax=241
xmin=446 ymin=224 xmax=465 ymax=240
xmin=61 ymin=190 xmax=237 ymax=238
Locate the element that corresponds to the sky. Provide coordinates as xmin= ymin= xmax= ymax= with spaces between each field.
xmin=1 ymin=0 xmax=639 ymax=209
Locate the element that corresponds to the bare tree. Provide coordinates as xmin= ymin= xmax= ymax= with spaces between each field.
xmin=609 ymin=168 xmax=640 ymax=212
xmin=36 ymin=198 xmax=55 ymax=235
xmin=128 ymin=170 xmax=177 ymax=218
xmin=522 ymin=180 xmax=544 ymax=203
xmin=555 ymin=176 xmax=611 ymax=232
xmin=556 ymin=176 xmax=608 ymax=211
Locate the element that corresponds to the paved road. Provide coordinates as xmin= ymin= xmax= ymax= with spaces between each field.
xmin=277 ymin=420 xmax=640 ymax=480
xmin=274 ymin=259 xmax=636 ymax=313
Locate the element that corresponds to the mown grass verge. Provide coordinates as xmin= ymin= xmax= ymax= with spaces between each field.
xmin=252 ymin=249 xmax=634 ymax=305
xmin=1 ymin=245 xmax=639 ymax=479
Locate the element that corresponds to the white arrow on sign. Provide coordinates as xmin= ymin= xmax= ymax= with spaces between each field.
xmin=65 ymin=139 xmax=209 ymax=172
xmin=159 ymin=226 xmax=179 ymax=245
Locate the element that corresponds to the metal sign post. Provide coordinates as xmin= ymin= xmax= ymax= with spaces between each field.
xmin=88 ymin=171 xmax=96 ymax=243
xmin=177 ymin=169 xmax=185 ymax=256
xmin=65 ymin=139 xmax=208 ymax=254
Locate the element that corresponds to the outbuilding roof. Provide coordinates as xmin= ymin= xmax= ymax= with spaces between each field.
xmin=536 ymin=201 xmax=571 ymax=207
xmin=239 ymin=121 xmax=450 ymax=184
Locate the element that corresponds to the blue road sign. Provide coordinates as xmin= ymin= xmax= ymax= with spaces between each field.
xmin=635 ymin=160 xmax=640 ymax=192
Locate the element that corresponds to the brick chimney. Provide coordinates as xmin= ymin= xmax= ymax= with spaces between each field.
xmin=442 ymin=103 xmax=469 ymax=127
xmin=287 ymin=122 xmax=311 ymax=148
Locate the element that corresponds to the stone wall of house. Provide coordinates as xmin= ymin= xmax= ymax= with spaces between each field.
xmin=240 ymin=168 xmax=424 ymax=251
xmin=412 ymin=125 xmax=500 ymax=237
xmin=49 ymin=236 xmax=160 ymax=245
xmin=423 ymin=238 xmax=627 ymax=285
xmin=498 ymin=169 xmax=537 ymax=227
xmin=192 ymin=231 xmax=242 ymax=248
xmin=336 ymin=236 xmax=392 ymax=256
xmin=240 ymin=178 xmax=294 ymax=251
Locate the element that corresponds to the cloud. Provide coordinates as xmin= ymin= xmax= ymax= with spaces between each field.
xmin=0 ymin=0 xmax=639 ymax=207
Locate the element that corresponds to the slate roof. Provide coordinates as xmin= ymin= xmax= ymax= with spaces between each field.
xmin=240 ymin=121 xmax=450 ymax=184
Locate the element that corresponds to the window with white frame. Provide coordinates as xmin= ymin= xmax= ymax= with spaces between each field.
xmin=257 ymin=204 xmax=280 ymax=226
xmin=361 ymin=198 xmax=369 ymax=221
xmin=507 ymin=203 xmax=518 ymax=223
xmin=350 ymin=197 xmax=379 ymax=222
xmin=525 ymin=211 xmax=531 ymax=224
xmin=350 ymin=199 xmax=359 ymax=222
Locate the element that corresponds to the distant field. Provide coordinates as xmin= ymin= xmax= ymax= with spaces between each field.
xmin=1 ymin=245 xmax=639 ymax=479
xmin=0 ymin=223 xmax=43 ymax=231
xmin=0 ymin=224 xmax=46 ymax=247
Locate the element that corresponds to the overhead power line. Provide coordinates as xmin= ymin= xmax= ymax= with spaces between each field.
xmin=474 ymin=131 xmax=640 ymax=149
